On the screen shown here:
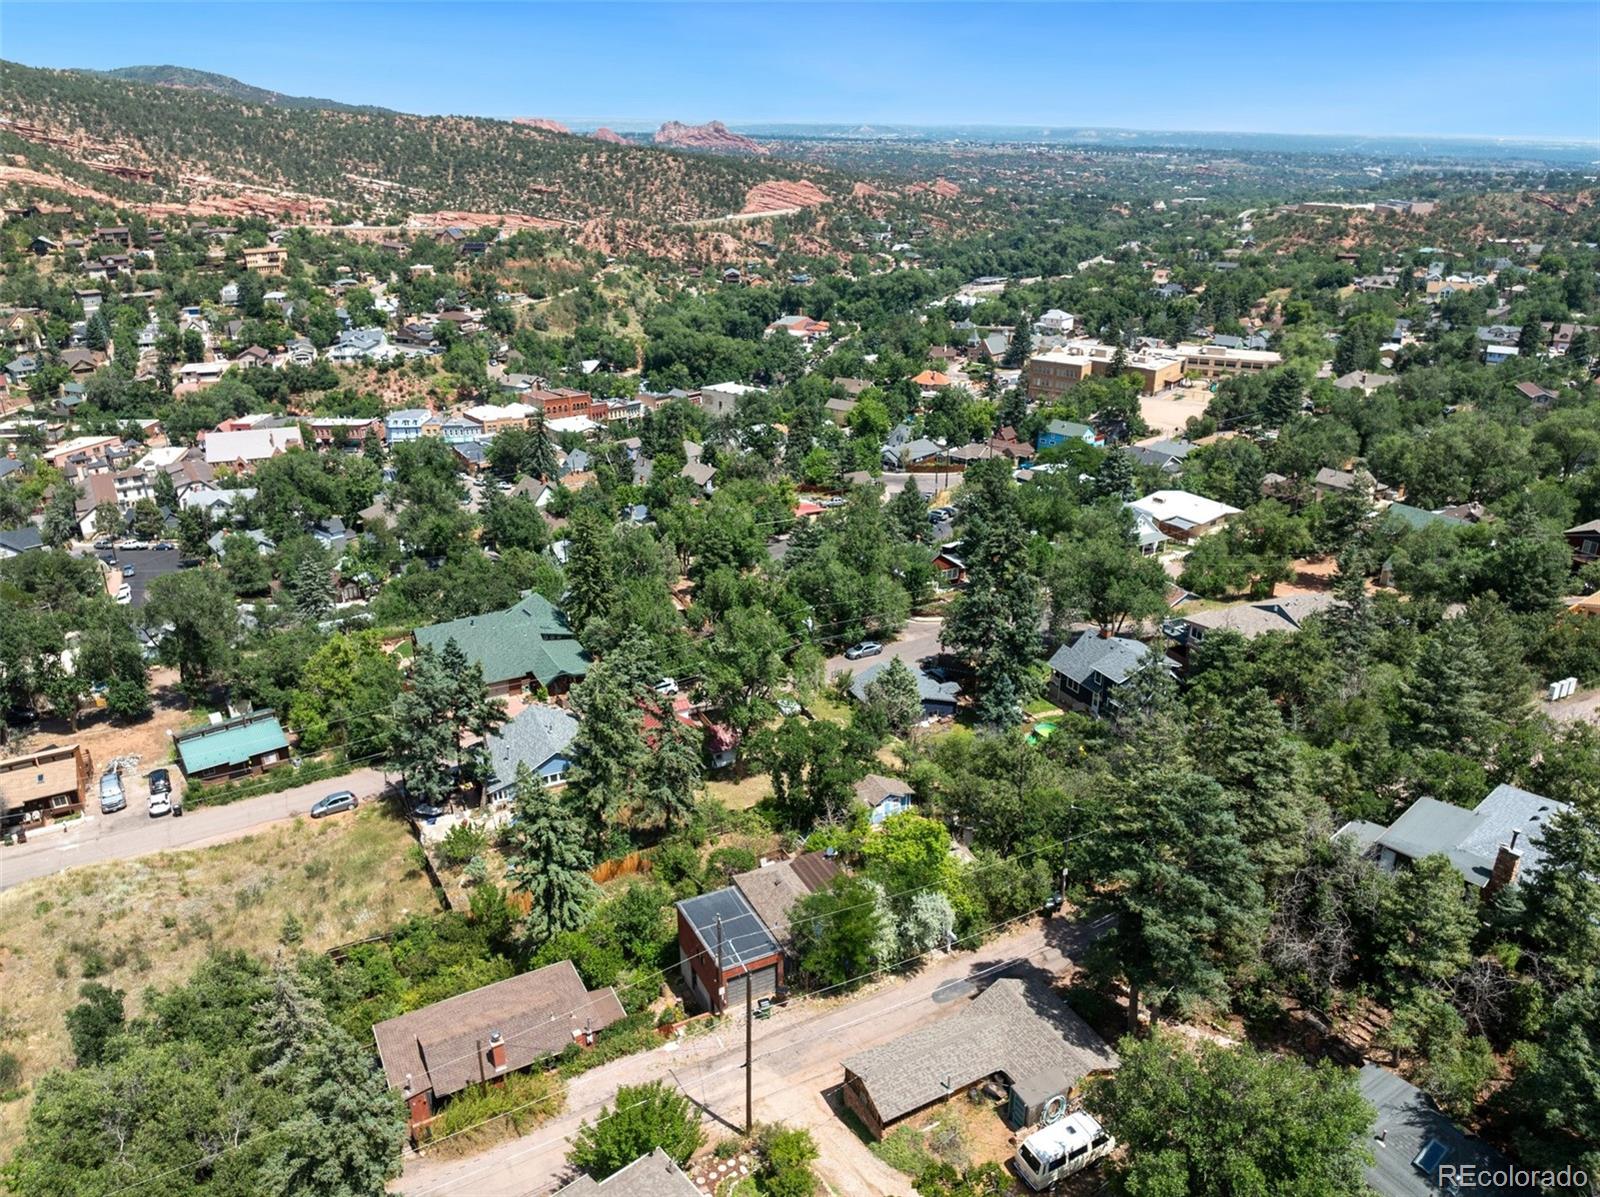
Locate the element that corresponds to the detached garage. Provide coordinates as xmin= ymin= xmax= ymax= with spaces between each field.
xmin=676 ymin=888 xmax=783 ymax=1015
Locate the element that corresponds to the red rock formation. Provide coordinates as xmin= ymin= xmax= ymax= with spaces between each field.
xmin=512 ymin=117 xmax=571 ymax=134
xmin=654 ymin=120 xmax=768 ymax=156
xmin=590 ymin=127 xmax=627 ymax=145
xmin=908 ymin=177 xmax=961 ymax=199
xmin=741 ymin=179 xmax=829 ymax=214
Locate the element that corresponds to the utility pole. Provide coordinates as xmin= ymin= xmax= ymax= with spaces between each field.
xmin=715 ymin=915 xmax=725 ymax=1013
xmin=744 ymin=963 xmax=753 ymax=1134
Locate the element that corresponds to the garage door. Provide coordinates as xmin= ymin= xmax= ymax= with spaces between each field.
xmin=724 ymin=965 xmax=778 ymax=1011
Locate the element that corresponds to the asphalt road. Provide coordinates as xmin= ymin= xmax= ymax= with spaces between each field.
xmin=0 ymin=765 xmax=389 ymax=891
xmin=396 ymin=914 xmax=1111 ymax=1197
xmin=825 ymin=613 xmax=946 ymax=681
xmin=94 ymin=545 xmax=193 ymax=607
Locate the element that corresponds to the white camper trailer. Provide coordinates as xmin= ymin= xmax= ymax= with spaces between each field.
xmin=1014 ymin=1110 xmax=1115 ymax=1190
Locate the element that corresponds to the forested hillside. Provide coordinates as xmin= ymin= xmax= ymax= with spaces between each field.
xmin=85 ymin=64 xmax=394 ymax=113
xmin=0 ymin=61 xmax=827 ymax=223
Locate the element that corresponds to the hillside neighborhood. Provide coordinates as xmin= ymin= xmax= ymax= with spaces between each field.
xmin=0 ymin=34 xmax=1599 ymax=1197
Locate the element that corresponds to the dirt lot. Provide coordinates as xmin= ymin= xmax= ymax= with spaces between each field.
xmin=6 ymin=666 xmax=198 ymax=775
xmin=0 ymin=806 xmax=437 ymax=1153
xmin=1141 ymin=381 xmax=1213 ymax=438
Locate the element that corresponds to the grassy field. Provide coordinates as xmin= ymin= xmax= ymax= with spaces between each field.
xmin=0 ymin=808 xmax=438 ymax=1154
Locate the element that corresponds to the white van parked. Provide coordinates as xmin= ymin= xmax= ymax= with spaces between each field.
xmin=1014 ymin=1111 xmax=1115 ymax=1190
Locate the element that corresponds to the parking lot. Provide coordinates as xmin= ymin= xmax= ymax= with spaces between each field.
xmin=93 ymin=544 xmax=194 ymax=606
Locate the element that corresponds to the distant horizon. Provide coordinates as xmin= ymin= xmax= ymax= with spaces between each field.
xmin=12 ymin=59 xmax=1600 ymax=157
xmin=5 ymin=1 xmax=1597 ymax=144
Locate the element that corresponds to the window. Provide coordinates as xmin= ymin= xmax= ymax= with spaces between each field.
xmin=51 ymin=794 xmax=73 ymax=808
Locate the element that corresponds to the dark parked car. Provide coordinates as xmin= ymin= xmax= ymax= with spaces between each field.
xmin=310 ymin=790 xmax=358 ymax=818
xmin=844 ymin=640 xmax=884 ymax=660
xmin=147 ymin=768 xmax=171 ymax=795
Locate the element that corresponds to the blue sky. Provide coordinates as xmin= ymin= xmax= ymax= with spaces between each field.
xmin=5 ymin=1 xmax=1598 ymax=140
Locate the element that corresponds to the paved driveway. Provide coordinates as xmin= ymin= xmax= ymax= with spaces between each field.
xmin=0 ymin=765 xmax=389 ymax=891
xmin=396 ymin=914 xmax=1111 ymax=1197
xmin=826 ymin=614 xmax=946 ymax=681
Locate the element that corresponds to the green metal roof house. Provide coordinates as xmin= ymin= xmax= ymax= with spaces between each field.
xmin=174 ymin=711 xmax=290 ymax=782
xmin=412 ymin=592 xmax=591 ymax=696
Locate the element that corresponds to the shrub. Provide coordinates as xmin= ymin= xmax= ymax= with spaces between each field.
xmin=0 ymin=1050 xmax=23 ymax=1097
xmin=756 ymin=1124 xmax=820 ymax=1197
xmin=568 ymin=1080 xmax=704 ymax=1179
xmin=439 ymin=823 xmax=490 ymax=868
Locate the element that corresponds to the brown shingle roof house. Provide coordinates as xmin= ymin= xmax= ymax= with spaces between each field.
xmin=373 ymin=959 xmax=625 ymax=1138
xmin=732 ymin=850 xmax=841 ymax=950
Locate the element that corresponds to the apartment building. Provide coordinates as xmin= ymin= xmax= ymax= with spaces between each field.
xmin=1024 ymin=340 xmax=1186 ymax=399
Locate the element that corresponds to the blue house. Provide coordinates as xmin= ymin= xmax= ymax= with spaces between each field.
xmin=1046 ymin=633 xmax=1171 ymax=718
xmin=1036 ymin=419 xmax=1103 ymax=450
xmin=483 ymin=704 xmax=579 ymax=799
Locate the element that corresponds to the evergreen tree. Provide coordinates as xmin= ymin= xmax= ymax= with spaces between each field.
xmin=1518 ymin=808 xmax=1600 ymax=989
xmin=41 ymin=482 xmax=80 ymax=548
xmin=639 ymin=690 xmax=703 ymax=833
xmin=524 ymin=411 xmax=560 ymax=480
xmin=944 ymin=461 xmax=1041 ymax=727
xmin=1517 ymin=316 xmax=1546 ymax=356
xmin=505 ymin=764 xmax=599 ymax=949
xmin=564 ymin=629 xmax=651 ymax=843
xmin=1374 ymin=854 xmax=1476 ymax=997
xmin=864 ymin=656 xmax=923 ymax=736
xmin=1087 ymin=766 xmax=1266 ymax=1033
xmin=290 ymin=553 xmax=334 ymax=622
xmin=1001 ymin=317 xmax=1031 ymax=369
xmin=253 ymin=967 xmax=405 ymax=1197
xmin=563 ymin=506 xmax=617 ymax=637
xmin=389 ymin=643 xmax=465 ymax=809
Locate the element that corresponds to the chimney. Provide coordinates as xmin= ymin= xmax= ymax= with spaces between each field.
xmin=487 ymin=1030 xmax=507 ymax=1073
xmin=1484 ymin=844 xmax=1522 ymax=899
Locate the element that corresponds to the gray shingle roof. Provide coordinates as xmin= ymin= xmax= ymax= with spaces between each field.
xmin=554 ymin=1149 xmax=700 ymax=1196
xmin=849 ymin=660 xmax=959 ymax=707
xmin=1376 ymin=785 xmax=1570 ymax=889
xmin=1047 ymin=634 xmax=1154 ymax=688
xmin=1357 ymin=1064 xmax=1536 ymax=1197
xmin=484 ymin=704 xmax=579 ymax=797
xmin=372 ymin=960 xmax=625 ymax=1102
xmin=842 ymin=977 xmax=1117 ymax=1125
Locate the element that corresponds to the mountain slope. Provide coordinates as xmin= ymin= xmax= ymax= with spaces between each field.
xmin=84 ymin=65 xmax=391 ymax=113
xmin=0 ymin=61 xmax=830 ymax=224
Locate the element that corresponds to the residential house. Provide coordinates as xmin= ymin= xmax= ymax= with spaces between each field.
xmin=482 ymin=704 xmax=580 ymax=800
xmin=240 ymin=244 xmax=287 ymax=275
xmin=824 ymin=397 xmax=857 ymax=427
xmin=1036 ymin=419 xmax=1102 ymax=450
xmin=412 ymin=592 xmax=591 ymax=698
xmin=202 ymin=426 xmax=304 ymax=470
xmin=1164 ymin=593 xmax=1335 ymax=668
xmin=931 ymin=543 xmax=967 ymax=588
xmin=233 ymin=345 xmax=274 ymax=370
xmin=207 ymin=527 xmax=273 ymax=556
xmin=0 ymin=526 xmax=44 ymax=559
xmin=182 ymin=485 xmax=256 ymax=521
xmin=554 ymin=1150 xmax=700 ymax=1197
xmin=698 ymin=381 xmax=764 ymax=420
xmin=1336 ymin=784 xmax=1571 ymax=898
xmin=676 ymin=887 xmax=785 ymax=1014
xmin=327 ymin=328 xmax=391 ymax=363
xmin=854 ymin=773 xmax=914 ymax=825
xmin=373 ymin=960 xmax=625 ymax=1141
xmin=1047 ymin=632 xmax=1167 ymax=716
xmin=1125 ymin=438 xmax=1195 ymax=474
xmin=1124 ymin=490 xmax=1239 ymax=541
xmin=1314 ymin=466 xmax=1392 ymax=500
xmin=1565 ymin=519 xmax=1600 ymax=569
xmin=173 ymin=711 xmax=291 ymax=783
xmin=1034 ymin=309 xmax=1075 ymax=335
xmin=765 ymin=314 xmax=831 ymax=341
xmin=841 ymin=976 xmax=1119 ymax=1140
xmin=0 ymin=743 xmax=93 ymax=828
xmin=849 ymin=660 xmax=959 ymax=719
xmin=4 ymin=354 xmax=39 ymax=386
xmin=1514 ymin=381 xmax=1558 ymax=407
xmin=730 ymin=852 xmax=841 ymax=956
xmin=1356 ymin=1064 xmax=1538 ymax=1197
xmin=884 ymin=437 xmax=943 ymax=470
xmin=1331 ymin=370 xmax=1397 ymax=395
xmin=1484 ymin=344 xmax=1520 ymax=366
xmin=1381 ymin=503 xmax=1470 ymax=534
